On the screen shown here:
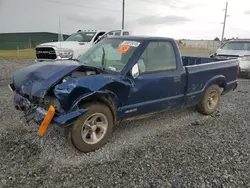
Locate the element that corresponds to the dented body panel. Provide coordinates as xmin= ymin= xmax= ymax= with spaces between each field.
xmin=13 ymin=61 xmax=80 ymax=97
xmin=54 ymin=74 xmax=131 ymax=113
xmin=10 ymin=36 xmax=239 ymax=131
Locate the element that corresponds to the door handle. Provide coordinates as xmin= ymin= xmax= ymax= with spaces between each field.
xmin=174 ymin=76 xmax=181 ymax=82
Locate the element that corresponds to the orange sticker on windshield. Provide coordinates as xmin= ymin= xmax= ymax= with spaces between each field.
xmin=118 ymin=45 xmax=130 ymax=53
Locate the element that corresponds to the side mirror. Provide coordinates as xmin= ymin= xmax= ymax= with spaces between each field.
xmin=131 ymin=63 xmax=139 ymax=79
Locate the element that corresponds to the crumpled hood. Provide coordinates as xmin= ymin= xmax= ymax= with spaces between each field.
xmin=13 ymin=60 xmax=80 ymax=97
xmin=37 ymin=41 xmax=89 ymax=49
xmin=216 ymin=48 xmax=250 ymax=56
xmin=54 ymin=74 xmax=131 ymax=112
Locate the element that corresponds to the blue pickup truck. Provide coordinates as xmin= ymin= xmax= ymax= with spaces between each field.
xmin=9 ymin=36 xmax=239 ymax=153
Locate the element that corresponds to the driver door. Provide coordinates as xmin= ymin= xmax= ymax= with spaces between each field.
xmin=121 ymin=41 xmax=184 ymax=118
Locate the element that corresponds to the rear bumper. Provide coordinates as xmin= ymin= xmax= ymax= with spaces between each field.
xmin=221 ymin=80 xmax=238 ymax=95
xmin=13 ymin=92 xmax=87 ymax=127
xmin=233 ymin=82 xmax=238 ymax=91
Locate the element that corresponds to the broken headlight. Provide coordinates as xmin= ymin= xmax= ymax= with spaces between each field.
xmin=43 ymin=96 xmax=64 ymax=113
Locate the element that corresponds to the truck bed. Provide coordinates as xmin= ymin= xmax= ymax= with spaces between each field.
xmin=182 ymin=56 xmax=239 ymax=106
xmin=182 ymin=56 xmax=226 ymax=66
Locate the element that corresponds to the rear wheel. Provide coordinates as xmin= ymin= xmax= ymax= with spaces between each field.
xmin=68 ymin=103 xmax=114 ymax=153
xmin=197 ymin=84 xmax=221 ymax=115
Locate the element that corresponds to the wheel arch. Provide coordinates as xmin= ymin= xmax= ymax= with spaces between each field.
xmin=202 ymin=75 xmax=226 ymax=93
xmin=70 ymin=91 xmax=120 ymax=123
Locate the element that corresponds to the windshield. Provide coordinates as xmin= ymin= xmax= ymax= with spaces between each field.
xmin=65 ymin=32 xmax=96 ymax=42
xmin=78 ymin=38 xmax=141 ymax=72
xmin=221 ymin=41 xmax=250 ymax=51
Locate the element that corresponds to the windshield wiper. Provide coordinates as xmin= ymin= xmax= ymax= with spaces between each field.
xmin=101 ymin=47 xmax=106 ymax=70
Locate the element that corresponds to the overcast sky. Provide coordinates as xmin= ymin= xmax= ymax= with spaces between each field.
xmin=1 ymin=0 xmax=250 ymax=39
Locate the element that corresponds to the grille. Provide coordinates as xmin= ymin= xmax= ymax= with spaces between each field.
xmin=17 ymin=90 xmax=41 ymax=104
xmin=36 ymin=47 xmax=57 ymax=59
xmin=17 ymin=92 xmax=64 ymax=113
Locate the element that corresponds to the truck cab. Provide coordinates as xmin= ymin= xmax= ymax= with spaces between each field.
xmin=35 ymin=29 xmax=130 ymax=62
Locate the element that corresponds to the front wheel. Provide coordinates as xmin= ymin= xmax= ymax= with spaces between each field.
xmin=69 ymin=103 xmax=114 ymax=153
xmin=197 ymin=84 xmax=221 ymax=115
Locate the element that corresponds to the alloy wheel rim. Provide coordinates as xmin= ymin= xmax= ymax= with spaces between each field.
xmin=207 ymin=90 xmax=219 ymax=110
xmin=81 ymin=113 xmax=108 ymax=145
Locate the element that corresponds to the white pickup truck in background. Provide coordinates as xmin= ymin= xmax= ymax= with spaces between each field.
xmin=35 ymin=29 xmax=129 ymax=62
xmin=210 ymin=39 xmax=250 ymax=78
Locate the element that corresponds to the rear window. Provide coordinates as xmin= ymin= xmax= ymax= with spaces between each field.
xmin=65 ymin=32 xmax=96 ymax=42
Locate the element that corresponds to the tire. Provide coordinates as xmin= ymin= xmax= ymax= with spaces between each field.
xmin=196 ymin=84 xmax=221 ymax=115
xmin=68 ymin=103 xmax=114 ymax=153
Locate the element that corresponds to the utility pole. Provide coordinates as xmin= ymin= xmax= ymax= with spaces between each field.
xmin=122 ymin=0 xmax=125 ymax=30
xmin=58 ymin=15 xmax=63 ymax=42
xmin=221 ymin=2 xmax=229 ymax=43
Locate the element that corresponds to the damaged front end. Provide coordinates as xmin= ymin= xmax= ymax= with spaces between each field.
xmin=11 ymin=83 xmax=87 ymax=129
xmin=9 ymin=61 xmax=97 ymax=135
xmin=10 ymin=60 xmax=130 ymax=136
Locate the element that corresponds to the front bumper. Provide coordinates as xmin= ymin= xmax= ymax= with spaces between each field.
xmin=13 ymin=92 xmax=87 ymax=127
xmin=239 ymin=69 xmax=250 ymax=73
xmin=35 ymin=57 xmax=71 ymax=63
xmin=238 ymin=68 xmax=250 ymax=78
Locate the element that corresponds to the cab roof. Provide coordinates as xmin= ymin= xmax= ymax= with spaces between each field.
xmin=107 ymin=35 xmax=175 ymax=42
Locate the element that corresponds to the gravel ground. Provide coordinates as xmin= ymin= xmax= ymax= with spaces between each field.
xmin=0 ymin=59 xmax=250 ymax=188
xmin=0 ymin=58 xmax=33 ymax=84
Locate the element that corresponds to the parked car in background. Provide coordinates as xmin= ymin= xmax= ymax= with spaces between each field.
xmin=210 ymin=39 xmax=250 ymax=78
xmin=35 ymin=29 xmax=129 ymax=62
xmin=10 ymin=36 xmax=239 ymax=153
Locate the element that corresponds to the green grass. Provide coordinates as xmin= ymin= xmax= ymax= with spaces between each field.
xmin=0 ymin=49 xmax=35 ymax=59
xmin=0 ymin=47 xmax=215 ymax=59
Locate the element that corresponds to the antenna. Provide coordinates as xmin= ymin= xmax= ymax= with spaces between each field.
xmin=122 ymin=0 xmax=125 ymax=30
xmin=221 ymin=2 xmax=229 ymax=44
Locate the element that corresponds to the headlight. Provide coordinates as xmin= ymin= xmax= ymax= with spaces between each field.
xmin=240 ymin=56 xmax=250 ymax=61
xmin=57 ymin=49 xmax=73 ymax=59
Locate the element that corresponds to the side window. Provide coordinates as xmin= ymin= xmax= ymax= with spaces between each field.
xmin=123 ymin=31 xmax=129 ymax=36
xmin=93 ymin=32 xmax=105 ymax=42
xmin=138 ymin=41 xmax=177 ymax=73
xmin=114 ymin=31 xmax=121 ymax=36
xmin=106 ymin=30 xmax=121 ymax=36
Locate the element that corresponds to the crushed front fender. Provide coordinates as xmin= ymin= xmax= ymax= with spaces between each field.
xmin=34 ymin=107 xmax=87 ymax=127
xmin=53 ymin=109 xmax=87 ymax=126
